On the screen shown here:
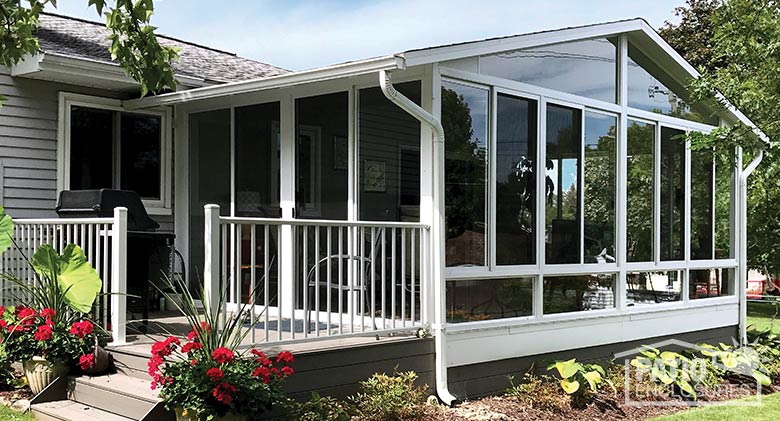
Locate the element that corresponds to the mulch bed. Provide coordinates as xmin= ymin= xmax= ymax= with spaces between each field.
xmin=430 ymin=381 xmax=764 ymax=420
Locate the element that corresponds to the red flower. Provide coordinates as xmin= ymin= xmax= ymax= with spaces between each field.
xmin=252 ymin=366 xmax=271 ymax=383
xmin=206 ymin=367 xmax=223 ymax=382
xmin=17 ymin=307 xmax=36 ymax=325
xmin=187 ymin=322 xmax=211 ymax=341
xmin=34 ymin=324 xmax=53 ymax=341
xmin=190 ymin=359 xmax=197 ymax=367
xmin=212 ymin=382 xmax=236 ymax=405
xmin=8 ymin=324 xmax=28 ymax=333
xmin=276 ymin=351 xmax=294 ymax=364
xmin=181 ymin=342 xmax=202 ymax=354
xmin=0 ymin=320 xmax=7 ymax=330
xmin=39 ymin=308 xmax=56 ymax=319
xmin=211 ymin=347 xmax=234 ymax=364
xmin=69 ymin=320 xmax=94 ymax=338
xmin=79 ymin=354 xmax=95 ymax=371
xmin=281 ymin=366 xmax=294 ymax=377
xmin=0 ymin=306 xmax=5 ymax=317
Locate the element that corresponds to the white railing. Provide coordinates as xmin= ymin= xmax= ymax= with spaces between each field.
xmin=204 ymin=204 xmax=431 ymax=345
xmin=0 ymin=208 xmax=128 ymax=344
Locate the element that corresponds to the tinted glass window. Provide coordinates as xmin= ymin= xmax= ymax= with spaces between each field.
xmin=660 ymin=127 xmax=686 ymax=261
xmin=442 ymin=81 xmax=489 ymax=267
xmin=690 ymin=268 xmax=733 ymax=299
xmin=481 ymin=37 xmax=617 ymax=103
xmin=235 ymin=102 xmax=281 ymax=217
xmin=495 ymin=93 xmax=537 ymax=265
xmin=545 ymin=104 xmax=581 ymax=264
xmin=70 ymin=106 xmax=114 ymax=190
xmin=584 ymin=112 xmax=617 ymax=263
xmin=626 ymin=120 xmax=655 ymax=262
xmin=446 ymin=278 xmax=533 ymax=322
xmin=543 ymin=274 xmax=615 ymax=314
xmin=120 ymin=113 xmax=162 ymax=199
xmin=626 ymin=271 xmax=682 ymax=306
xmin=715 ymin=154 xmax=733 ymax=259
xmin=691 ymin=148 xmax=714 ymax=260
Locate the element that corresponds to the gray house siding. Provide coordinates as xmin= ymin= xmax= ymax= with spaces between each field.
xmin=0 ymin=68 xmax=173 ymax=230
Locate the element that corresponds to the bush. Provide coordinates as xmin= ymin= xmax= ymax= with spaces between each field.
xmin=349 ymin=370 xmax=428 ymax=421
xmin=547 ymin=358 xmax=614 ymax=406
xmin=284 ymin=393 xmax=352 ymax=421
xmin=506 ymin=372 xmax=568 ymax=412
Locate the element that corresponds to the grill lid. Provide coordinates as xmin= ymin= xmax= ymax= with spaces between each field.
xmin=56 ymin=189 xmax=160 ymax=232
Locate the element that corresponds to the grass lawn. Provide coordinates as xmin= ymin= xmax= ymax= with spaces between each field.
xmin=748 ymin=301 xmax=780 ymax=334
xmin=650 ymin=392 xmax=780 ymax=420
xmin=0 ymin=405 xmax=32 ymax=421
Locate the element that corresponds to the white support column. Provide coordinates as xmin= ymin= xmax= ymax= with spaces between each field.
xmin=203 ymin=204 xmax=221 ymax=315
xmin=110 ymin=207 xmax=128 ymax=345
xmin=279 ymin=94 xmax=296 ymax=318
xmin=420 ymin=65 xmax=436 ymax=325
xmin=616 ymin=35 xmax=629 ymax=311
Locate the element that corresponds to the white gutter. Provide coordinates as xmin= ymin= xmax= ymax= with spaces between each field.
xmin=739 ymin=148 xmax=764 ymax=346
xmin=379 ymin=69 xmax=457 ymax=406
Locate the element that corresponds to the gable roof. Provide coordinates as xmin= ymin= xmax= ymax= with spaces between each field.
xmin=35 ymin=13 xmax=289 ymax=85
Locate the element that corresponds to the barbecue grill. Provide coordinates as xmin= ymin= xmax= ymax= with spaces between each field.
xmin=56 ymin=189 xmax=177 ymax=327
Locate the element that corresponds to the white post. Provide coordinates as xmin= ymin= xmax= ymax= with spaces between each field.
xmin=111 ymin=207 xmax=128 ymax=345
xmin=204 ymin=204 xmax=221 ymax=315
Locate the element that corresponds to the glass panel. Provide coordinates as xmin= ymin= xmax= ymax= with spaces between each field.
xmin=480 ymin=37 xmax=618 ymax=103
xmin=70 ymin=106 xmax=114 ymax=190
xmin=627 ymin=43 xmax=718 ymax=125
xmin=660 ymin=127 xmax=685 ymax=261
xmin=690 ymin=148 xmax=714 ymax=260
xmin=543 ymin=274 xmax=615 ymax=314
xmin=296 ymin=92 xmax=349 ymax=220
xmin=495 ymin=93 xmax=537 ymax=265
xmin=690 ymin=268 xmax=733 ymax=299
xmin=120 ymin=113 xmax=161 ymax=199
xmin=626 ymin=271 xmax=682 ymax=306
xmin=545 ymin=104 xmax=581 ymax=264
xmin=188 ymin=109 xmax=231 ymax=279
xmin=442 ymin=81 xmax=489 ymax=267
xmin=446 ymin=278 xmax=533 ymax=322
xmin=584 ymin=112 xmax=616 ymax=263
xmin=358 ymin=81 xmax=421 ymax=222
xmin=715 ymin=154 xmax=734 ymax=259
xmin=627 ymin=120 xmax=655 ymax=262
xmin=235 ymin=102 xmax=281 ymax=217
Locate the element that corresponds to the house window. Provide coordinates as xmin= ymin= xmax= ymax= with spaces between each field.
xmin=690 ymin=148 xmax=714 ymax=260
xmin=62 ymin=94 xmax=169 ymax=211
xmin=626 ymin=271 xmax=682 ymax=306
xmin=660 ymin=127 xmax=686 ymax=261
xmin=446 ymin=277 xmax=533 ymax=323
xmin=715 ymin=154 xmax=734 ymax=259
xmin=442 ymin=81 xmax=489 ymax=267
xmin=690 ymin=268 xmax=733 ymax=299
xmin=480 ymin=37 xmax=618 ymax=103
xmin=235 ymin=102 xmax=281 ymax=217
xmin=583 ymin=112 xmax=617 ymax=263
xmin=543 ymin=274 xmax=616 ymax=314
xmin=626 ymin=119 xmax=655 ymax=262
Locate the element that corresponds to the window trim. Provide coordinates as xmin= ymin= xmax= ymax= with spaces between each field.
xmin=58 ymin=92 xmax=172 ymax=214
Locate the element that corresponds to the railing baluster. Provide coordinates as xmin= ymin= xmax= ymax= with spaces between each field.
xmin=359 ymin=226 xmax=366 ymax=332
xmin=411 ymin=229 xmax=416 ymax=325
xmin=370 ymin=227 xmax=376 ymax=331
xmin=250 ymin=224 xmax=256 ymax=345
xmin=391 ymin=227 xmax=396 ymax=329
xmin=276 ymin=224 xmax=282 ymax=342
xmin=401 ymin=228 xmax=406 ymax=327
xmin=314 ymin=226 xmax=320 ymax=337
xmin=381 ymin=227 xmax=386 ymax=329
xmin=326 ymin=226 xmax=332 ymax=336
xmin=301 ymin=226 xmax=308 ymax=339
xmin=338 ymin=226 xmax=343 ymax=335
xmin=264 ymin=224 xmax=270 ymax=344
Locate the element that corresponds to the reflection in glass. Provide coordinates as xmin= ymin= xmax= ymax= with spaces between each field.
xmin=480 ymin=38 xmax=618 ymax=103
xmin=235 ymin=102 xmax=281 ymax=217
xmin=627 ymin=120 xmax=654 ymax=262
xmin=691 ymin=148 xmax=714 ymax=260
xmin=627 ymin=43 xmax=718 ymax=125
xmin=442 ymin=81 xmax=489 ymax=267
xmin=495 ymin=94 xmax=537 ymax=265
xmin=543 ymin=274 xmax=615 ymax=314
xmin=661 ymin=127 xmax=685 ymax=261
xmin=296 ymin=92 xmax=349 ymax=220
xmin=584 ymin=112 xmax=616 ymax=263
xmin=359 ymin=82 xmax=422 ymax=222
xmin=446 ymin=278 xmax=533 ymax=322
xmin=120 ymin=114 xmax=162 ymax=200
xmin=690 ymin=268 xmax=733 ymax=299
xmin=70 ymin=106 xmax=114 ymax=191
xmin=546 ymin=104 xmax=581 ymax=264
xmin=715 ymin=154 xmax=734 ymax=259
xmin=626 ymin=271 xmax=682 ymax=306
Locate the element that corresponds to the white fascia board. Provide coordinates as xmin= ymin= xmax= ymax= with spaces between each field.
xmin=400 ymin=19 xmax=645 ymax=67
xmin=123 ymin=55 xmax=405 ymax=110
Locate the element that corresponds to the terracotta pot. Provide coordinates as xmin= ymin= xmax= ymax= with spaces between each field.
xmin=175 ymin=408 xmax=246 ymax=421
xmin=23 ymin=356 xmax=68 ymax=395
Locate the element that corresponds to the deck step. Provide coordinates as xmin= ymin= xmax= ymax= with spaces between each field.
xmin=68 ymin=375 xmax=160 ymax=420
xmin=31 ymin=400 xmax=133 ymax=421
xmin=109 ymin=346 xmax=152 ymax=381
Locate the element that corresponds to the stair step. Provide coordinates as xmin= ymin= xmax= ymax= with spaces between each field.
xmin=31 ymin=400 xmax=133 ymax=421
xmin=109 ymin=347 xmax=152 ymax=381
xmin=69 ymin=375 xmax=159 ymax=419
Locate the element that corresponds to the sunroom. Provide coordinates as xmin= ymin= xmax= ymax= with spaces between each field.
xmin=26 ymin=18 xmax=761 ymax=400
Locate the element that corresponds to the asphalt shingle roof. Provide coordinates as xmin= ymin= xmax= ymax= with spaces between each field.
xmin=36 ymin=13 xmax=289 ymax=85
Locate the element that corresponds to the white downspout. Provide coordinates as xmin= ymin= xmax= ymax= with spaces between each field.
xmin=739 ymin=148 xmax=763 ymax=346
xmin=379 ymin=69 xmax=457 ymax=406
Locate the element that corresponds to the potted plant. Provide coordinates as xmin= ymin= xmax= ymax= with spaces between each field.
xmin=149 ymin=276 xmax=294 ymax=420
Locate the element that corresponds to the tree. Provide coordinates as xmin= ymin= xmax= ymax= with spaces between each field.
xmin=0 ymin=0 xmax=178 ymax=100
xmin=661 ymin=0 xmax=780 ymax=279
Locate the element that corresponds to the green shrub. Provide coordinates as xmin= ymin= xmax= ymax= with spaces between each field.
xmin=698 ymin=342 xmax=772 ymax=386
xmin=284 ymin=393 xmax=352 ymax=421
xmin=547 ymin=358 xmax=614 ymax=405
xmin=349 ymin=370 xmax=428 ymax=421
xmin=506 ymin=372 xmax=568 ymax=412
xmin=630 ymin=346 xmax=706 ymax=399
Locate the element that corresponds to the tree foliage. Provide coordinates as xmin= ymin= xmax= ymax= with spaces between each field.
xmin=0 ymin=0 xmax=177 ymax=99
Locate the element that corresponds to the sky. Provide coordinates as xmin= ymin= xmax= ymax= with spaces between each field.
xmin=47 ymin=0 xmax=686 ymax=71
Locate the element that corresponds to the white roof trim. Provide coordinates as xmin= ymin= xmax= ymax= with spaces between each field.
xmin=123 ymin=55 xmax=404 ymax=110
